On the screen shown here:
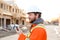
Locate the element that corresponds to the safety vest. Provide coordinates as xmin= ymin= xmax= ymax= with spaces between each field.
xmin=25 ymin=24 xmax=45 ymax=40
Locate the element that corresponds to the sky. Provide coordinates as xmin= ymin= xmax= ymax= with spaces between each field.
xmin=14 ymin=0 xmax=60 ymax=21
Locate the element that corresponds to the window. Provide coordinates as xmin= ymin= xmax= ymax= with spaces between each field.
xmin=8 ymin=5 xmax=10 ymax=11
xmin=17 ymin=9 xmax=19 ymax=13
xmin=7 ymin=5 xmax=9 ymax=11
xmin=12 ymin=8 xmax=14 ymax=12
xmin=9 ymin=6 xmax=12 ymax=12
xmin=5 ymin=5 xmax=8 ymax=11
xmin=16 ymin=9 xmax=17 ymax=13
xmin=18 ymin=9 xmax=19 ymax=13
xmin=1 ymin=3 xmax=3 ymax=8
xmin=14 ymin=9 xmax=19 ymax=13
xmin=4 ymin=4 xmax=6 ymax=10
xmin=4 ymin=5 xmax=8 ymax=11
xmin=17 ymin=9 xmax=18 ymax=13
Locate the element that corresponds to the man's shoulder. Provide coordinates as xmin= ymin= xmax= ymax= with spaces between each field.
xmin=35 ymin=27 xmax=45 ymax=31
xmin=31 ymin=26 xmax=46 ymax=32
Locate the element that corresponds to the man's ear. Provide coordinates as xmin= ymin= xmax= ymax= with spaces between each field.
xmin=36 ymin=14 xmax=39 ymax=19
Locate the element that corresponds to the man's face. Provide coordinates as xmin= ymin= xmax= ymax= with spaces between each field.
xmin=28 ymin=13 xmax=36 ymax=23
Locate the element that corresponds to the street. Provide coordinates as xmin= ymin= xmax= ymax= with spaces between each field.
xmin=0 ymin=25 xmax=60 ymax=40
xmin=45 ymin=25 xmax=60 ymax=40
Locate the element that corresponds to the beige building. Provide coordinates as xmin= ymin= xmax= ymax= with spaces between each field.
xmin=59 ymin=16 xmax=60 ymax=26
xmin=50 ymin=16 xmax=60 ymax=26
xmin=0 ymin=0 xmax=26 ymax=29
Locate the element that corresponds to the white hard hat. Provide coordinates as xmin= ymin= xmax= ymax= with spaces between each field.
xmin=27 ymin=5 xmax=40 ymax=12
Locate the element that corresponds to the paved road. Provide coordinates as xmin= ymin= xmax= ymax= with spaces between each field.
xmin=45 ymin=25 xmax=60 ymax=40
xmin=0 ymin=25 xmax=60 ymax=40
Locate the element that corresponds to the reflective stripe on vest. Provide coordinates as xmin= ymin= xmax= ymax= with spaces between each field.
xmin=31 ymin=24 xmax=44 ymax=32
xmin=25 ymin=24 xmax=44 ymax=40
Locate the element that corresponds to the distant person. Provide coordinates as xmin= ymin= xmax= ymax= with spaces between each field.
xmin=18 ymin=12 xmax=47 ymax=40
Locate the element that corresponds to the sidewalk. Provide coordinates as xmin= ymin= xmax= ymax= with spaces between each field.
xmin=0 ymin=34 xmax=18 ymax=40
xmin=0 ymin=27 xmax=16 ymax=38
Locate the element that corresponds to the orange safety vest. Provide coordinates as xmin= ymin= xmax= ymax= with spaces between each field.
xmin=18 ymin=24 xmax=47 ymax=40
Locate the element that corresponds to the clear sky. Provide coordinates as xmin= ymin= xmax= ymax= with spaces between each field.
xmin=15 ymin=0 xmax=60 ymax=21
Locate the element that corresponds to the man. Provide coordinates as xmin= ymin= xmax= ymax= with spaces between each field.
xmin=18 ymin=12 xmax=47 ymax=40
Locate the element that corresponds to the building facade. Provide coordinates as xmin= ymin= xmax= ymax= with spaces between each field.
xmin=0 ymin=0 xmax=26 ymax=29
xmin=59 ymin=16 xmax=60 ymax=26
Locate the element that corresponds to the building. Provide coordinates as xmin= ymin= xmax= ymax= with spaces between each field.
xmin=0 ymin=0 xmax=26 ymax=29
xmin=50 ymin=16 xmax=60 ymax=26
xmin=59 ymin=16 xmax=60 ymax=26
